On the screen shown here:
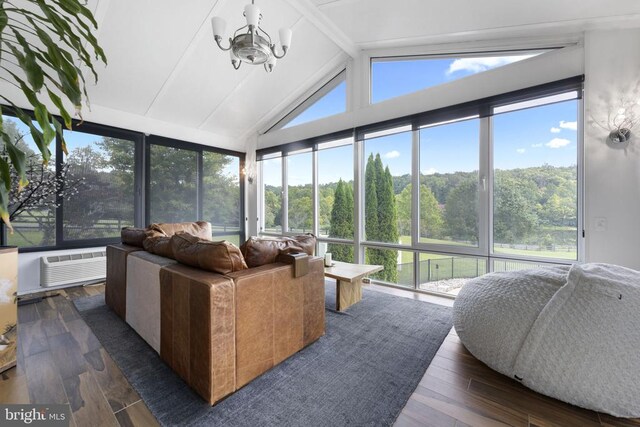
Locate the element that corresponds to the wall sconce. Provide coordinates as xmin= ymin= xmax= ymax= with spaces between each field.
xmin=242 ymin=162 xmax=256 ymax=184
xmin=590 ymin=85 xmax=640 ymax=144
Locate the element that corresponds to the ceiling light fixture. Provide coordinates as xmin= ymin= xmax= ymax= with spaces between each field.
xmin=211 ymin=0 xmax=292 ymax=73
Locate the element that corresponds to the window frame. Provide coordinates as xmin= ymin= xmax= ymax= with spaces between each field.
xmin=0 ymin=107 xmax=246 ymax=252
xmin=257 ymin=76 xmax=584 ymax=296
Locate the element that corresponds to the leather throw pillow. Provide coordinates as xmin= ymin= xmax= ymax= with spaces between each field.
xmin=148 ymin=221 xmax=212 ymax=240
xmin=120 ymin=227 xmax=147 ymax=248
xmin=170 ymin=232 xmax=247 ymax=274
xmin=240 ymin=234 xmax=316 ymax=268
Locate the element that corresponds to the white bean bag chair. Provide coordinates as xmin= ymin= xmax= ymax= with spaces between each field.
xmin=453 ymin=263 xmax=640 ymax=418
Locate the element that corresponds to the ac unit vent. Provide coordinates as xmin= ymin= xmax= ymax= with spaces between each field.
xmin=41 ymin=251 xmax=107 ymax=287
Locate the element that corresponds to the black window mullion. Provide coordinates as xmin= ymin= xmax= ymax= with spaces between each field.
xmin=197 ymin=149 xmax=204 ymax=221
xmin=55 ymin=131 xmax=64 ymax=246
xmin=239 ymin=155 xmax=246 ymax=243
xmin=135 ymin=135 xmax=146 ymax=228
xmin=144 ymin=136 xmax=151 ymax=227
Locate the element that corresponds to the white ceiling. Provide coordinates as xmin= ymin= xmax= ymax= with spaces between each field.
xmin=72 ymin=0 xmax=640 ymax=151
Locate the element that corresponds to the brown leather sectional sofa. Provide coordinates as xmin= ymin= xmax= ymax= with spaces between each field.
xmin=105 ymin=222 xmax=325 ymax=405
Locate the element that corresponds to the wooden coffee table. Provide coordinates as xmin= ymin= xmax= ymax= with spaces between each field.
xmin=324 ymin=261 xmax=383 ymax=311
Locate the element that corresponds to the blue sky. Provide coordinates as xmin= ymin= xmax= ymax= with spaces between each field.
xmin=284 ymin=81 xmax=346 ymax=128
xmin=265 ymin=54 xmax=577 ymax=185
xmin=268 ymin=97 xmax=577 ymax=185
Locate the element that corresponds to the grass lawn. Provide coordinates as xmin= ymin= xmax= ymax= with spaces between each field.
xmin=395 ymin=235 xmax=575 ymax=263
xmin=494 ymin=247 xmax=577 ymax=260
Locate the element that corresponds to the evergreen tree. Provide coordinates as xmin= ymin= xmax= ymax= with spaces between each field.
xmin=364 ymin=154 xmax=380 ymax=266
xmin=377 ymin=166 xmax=398 ymax=282
xmin=328 ymin=180 xmax=354 ymax=262
xmin=364 ymin=153 xmax=398 ymax=283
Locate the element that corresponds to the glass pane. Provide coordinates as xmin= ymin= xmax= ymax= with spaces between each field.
xmin=492 ymin=258 xmax=560 ymax=273
xmin=318 ymin=143 xmax=354 ymax=239
xmin=203 ymin=152 xmax=240 ymax=243
xmin=419 ymin=118 xmax=480 ymax=247
xmin=318 ymin=241 xmax=354 ymax=263
xmin=418 ymin=253 xmax=486 ymax=296
xmin=371 ymin=52 xmax=545 ymax=103
xmin=149 ymin=145 xmax=198 ymax=223
xmin=493 ymin=99 xmax=578 ymax=260
xmin=3 ymin=115 xmax=56 ymax=247
xmin=363 ymin=129 xmax=411 ymax=244
xmin=365 ymin=247 xmax=414 ymax=288
xmin=283 ymin=80 xmax=346 ymax=129
xmin=262 ymin=157 xmax=282 ymax=233
xmin=62 ymin=132 xmax=135 ymax=240
xmin=287 ymin=152 xmax=312 ymax=233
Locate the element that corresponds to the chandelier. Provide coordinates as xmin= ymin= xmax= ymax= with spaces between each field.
xmin=211 ymin=0 xmax=292 ymax=73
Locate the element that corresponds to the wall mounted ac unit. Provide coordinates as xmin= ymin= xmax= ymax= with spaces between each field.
xmin=40 ymin=251 xmax=106 ymax=288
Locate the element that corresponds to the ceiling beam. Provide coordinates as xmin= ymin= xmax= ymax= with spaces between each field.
xmin=281 ymin=0 xmax=359 ymax=58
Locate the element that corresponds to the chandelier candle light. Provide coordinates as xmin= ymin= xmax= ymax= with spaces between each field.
xmin=211 ymin=0 xmax=292 ymax=72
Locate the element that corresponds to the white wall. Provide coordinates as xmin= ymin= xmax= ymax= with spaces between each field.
xmin=18 ymin=246 xmax=106 ymax=295
xmin=584 ymin=29 xmax=640 ymax=269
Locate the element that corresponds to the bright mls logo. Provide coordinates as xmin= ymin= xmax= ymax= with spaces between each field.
xmin=1 ymin=405 xmax=69 ymax=426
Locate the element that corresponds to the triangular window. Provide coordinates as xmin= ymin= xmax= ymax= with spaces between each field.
xmin=371 ymin=50 xmax=551 ymax=103
xmin=272 ymin=71 xmax=346 ymax=130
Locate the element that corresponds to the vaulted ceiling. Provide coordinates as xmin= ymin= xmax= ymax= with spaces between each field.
xmin=25 ymin=1 xmax=640 ymax=151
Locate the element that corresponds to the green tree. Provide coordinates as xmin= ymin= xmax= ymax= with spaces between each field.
xmin=397 ymin=184 xmax=444 ymax=239
xmin=364 ymin=153 xmax=398 ymax=283
xmin=494 ymin=173 xmax=538 ymax=244
xmin=328 ymin=180 xmax=354 ymax=262
xmin=444 ymin=179 xmax=478 ymax=244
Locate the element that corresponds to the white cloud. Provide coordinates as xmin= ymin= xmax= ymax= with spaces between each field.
xmin=545 ymin=138 xmax=571 ymax=149
xmin=550 ymin=127 xmax=561 ymax=133
xmin=446 ymin=54 xmax=536 ymax=75
xmin=531 ymin=143 xmax=543 ymax=148
xmin=559 ymin=120 xmax=577 ymax=131
xmin=422 ymin=167 xmax=438 ymax=175
xmin=516 ymin=148 xmax=526 ymax=154
xmin=383 ymin=150 xmax=400 ymax=159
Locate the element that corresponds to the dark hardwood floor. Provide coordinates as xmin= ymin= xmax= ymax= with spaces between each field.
xmin=5 ymin=284 xmax=157 ymax=427
xmin=1 ymin=283 xmax=638 ymax=427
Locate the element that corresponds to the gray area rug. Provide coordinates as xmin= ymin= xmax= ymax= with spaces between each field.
xmin=74 ymin=285 xmax=452 ymax=426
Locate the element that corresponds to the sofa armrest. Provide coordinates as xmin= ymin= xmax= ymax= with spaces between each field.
xmin=106 ymin=244 xmax=143 ymax=320
xmin=225 ymin=258 xmax=325 ymax=388
xmin=159 ymin=263 xmax=236 ymax=405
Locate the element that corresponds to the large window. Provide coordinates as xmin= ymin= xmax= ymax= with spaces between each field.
xmin=492 ymin=96 xmax=579 ymax=260
xmin=287 ymin=150 xmax=313 ymax=233
xmin=363 ymin=126 xmax=412 ymax=245
xmin=3 ymin=116 xmax=56 ymax=248
xmin=258 ymin=78 xmax=582 ymax=297
xmin=63 ymin=130 xmax=136 ymax=241
xmin=203 ymin=152 xmax=241 ymax=246
xmin=318 ymin=138 xmax=354 ymax=263
xmin=371 ymin=51 xmax=547 ymax=103
xmin=0 ymin=112 xmax=245 ymax=251
xmin=148 ymin=144 xmax=198 ymax=223
xmin=419 ymin=118 xmax=480 ymax=247
xmin=262 ymin=156 xmax=282 ymax=233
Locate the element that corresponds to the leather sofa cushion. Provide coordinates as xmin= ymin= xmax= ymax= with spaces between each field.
xmin=144 ymin=235 xmax=174 ymax=259
xmin=148 ymin=221 xmax=212 ymax=240
xmin=240 ymin=234 xmax=316 ymax=268
xmin=121 ymin=227 xmax=147 ymax=247
xmin=171 ymin=232 xmax=247 ymax=274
